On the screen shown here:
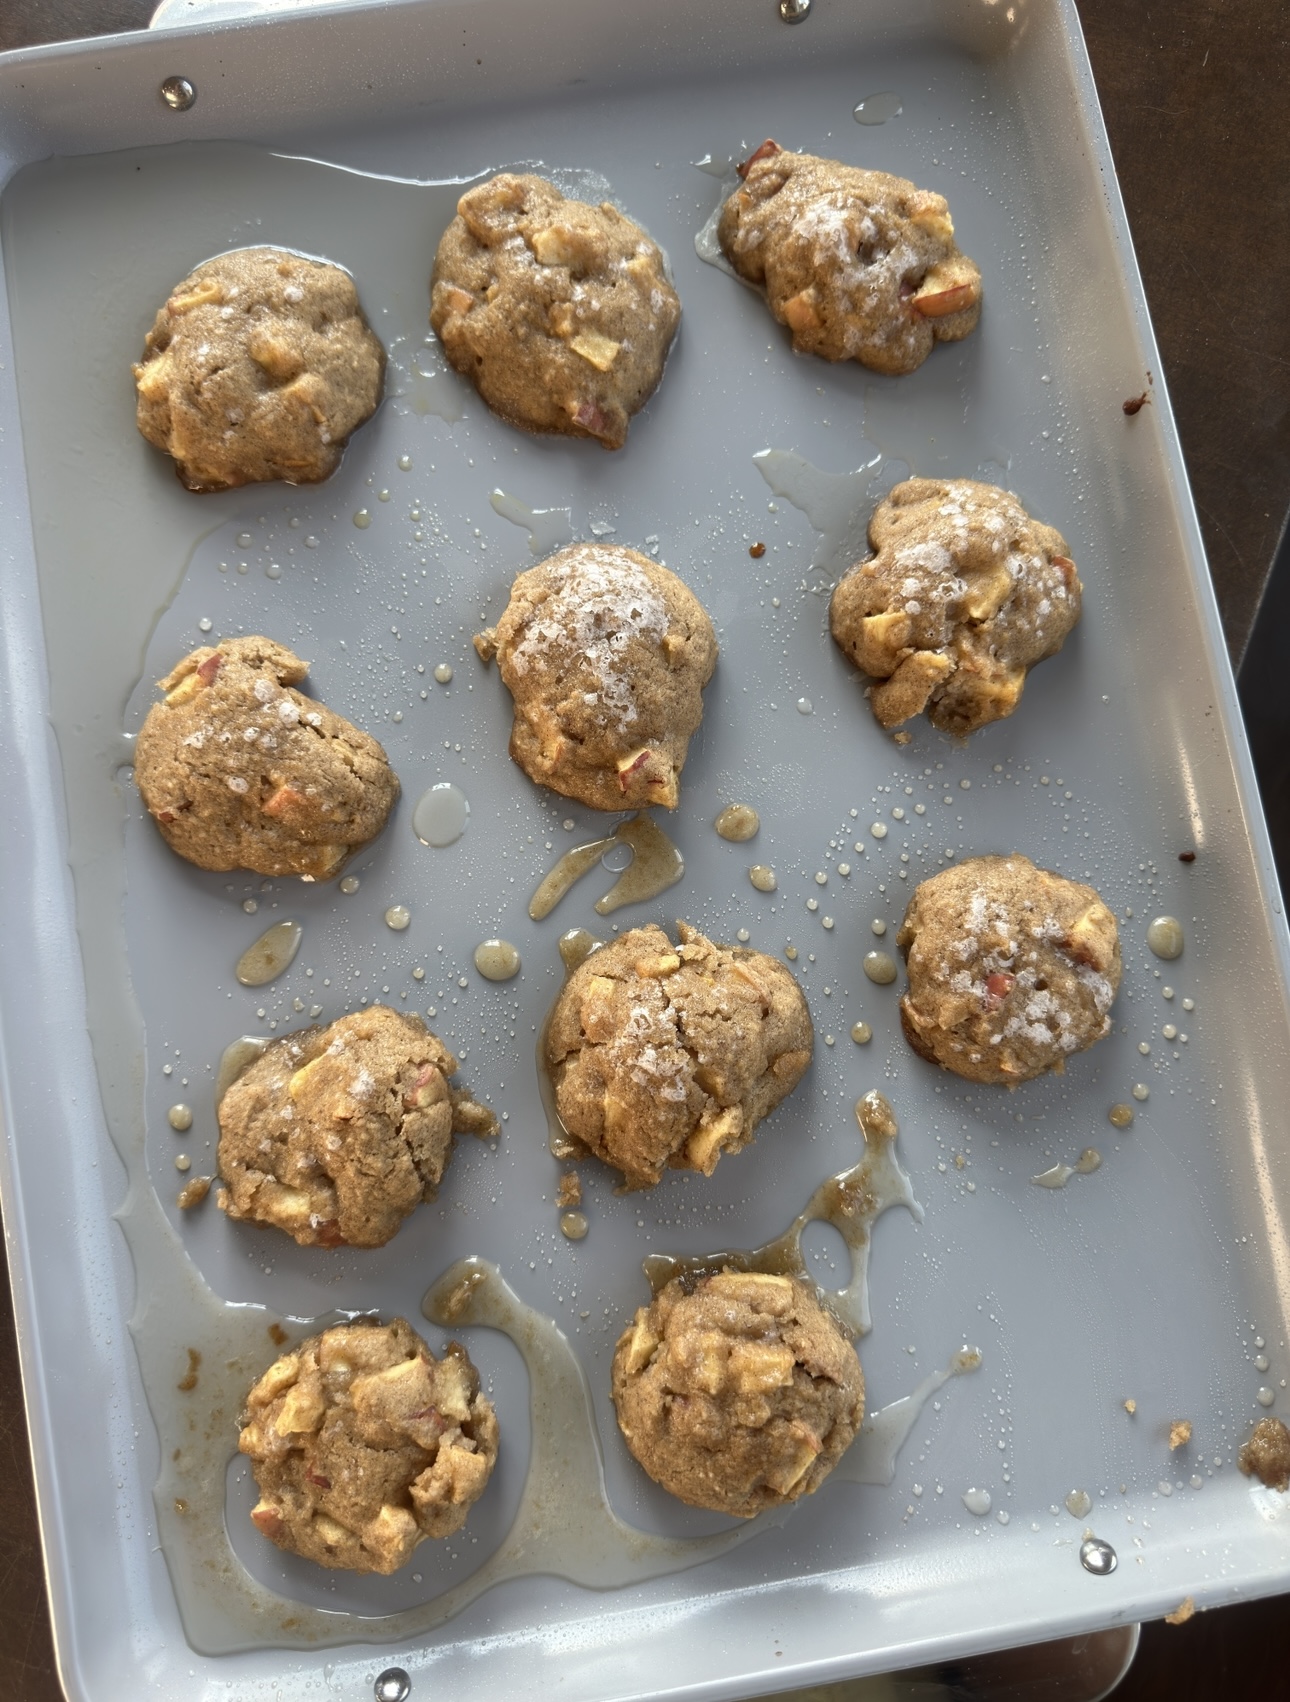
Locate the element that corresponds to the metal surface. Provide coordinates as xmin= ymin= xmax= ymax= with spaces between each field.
xmin=1 ymin=1 xmax=1289 ymax=1699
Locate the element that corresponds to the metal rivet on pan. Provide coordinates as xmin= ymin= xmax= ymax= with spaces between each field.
xmin=374 ymin=1671 xmax=411 ymax=1702
xmin=778 ymin=0 xmax=811 ymax=20
xmin=1079 ymin=1536 xmax=1118 ymax=1575
xmin=159 ymin=76 xmax=197 ymax=111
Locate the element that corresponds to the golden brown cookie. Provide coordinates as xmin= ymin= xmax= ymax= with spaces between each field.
xmin=134 ymin=636 xmax=398 ymax=880
xmin=431 ymin=174 xmax=680 ymax=448
xmin=897 ymin=855 xmax=1120 ymax=1084
xmin=239 ymin=1318 xmax=498 ymax=1573
xmin=717 ymin=143 xmax=981 ymax=374
xmin=612 ymin=1270 xmax=863 ymax=1517
xmin=474 ymin=544 xmax=716 ymax=812
xmin=217 ymin=1007 xmax=497 ymax=1248
xmin=545 ymin=922 xmax=812 ymax=1188
xmin=830 ymin=479 xmax=1081 ymax=734
xmin=133 ymin=248 xmax=384 ymax=491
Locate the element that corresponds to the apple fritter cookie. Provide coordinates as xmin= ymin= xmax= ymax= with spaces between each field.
xmin=612 ymin=1271 xmax=863 ymax=1517
xmin=474 ymin=544 xmax=716 ymax=812
xmin=239 ymin=1318 xmax=498 ymax=1573
xmin=431 ymin=173 xmax=680 ymax=448
xmin=217 ymin=1007 xmax=497 ymax=1248
xmin=546 ymin=922 xmax=812 ymax=1188
xmin=830 ymin=479 xmax=1081 ymax=735
xmin=133 ymin=247 xmax=384 ymax=491
xmin=897 ymin=855 xmax=1120 ymax=1085
xmin=718 ymin=143 xmax=981 ymax=374
xmin=134 ymin=636 xmax=398 ymax=880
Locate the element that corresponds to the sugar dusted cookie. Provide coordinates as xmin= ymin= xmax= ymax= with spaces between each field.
xmin=546 ymin=921 xmax=812 ymax=1188
xmin=830 ymin=479 xmax=1081 ymax=735
xmin=897 ymin=855 xmax=1120 ymax=1084
xmin=718 ymin=143 xmax=980 ymax=375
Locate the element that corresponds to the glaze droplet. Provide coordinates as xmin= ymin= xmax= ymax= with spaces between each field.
xmin=167 ymin=1104 xmax=193 ymax=1132
xmin=413 ymin=782 xmax=470 ymax=847
xmin=353 ymin=508 xmax=372 ymax=529
xmin=863 ymin=951 xmax=897 ymax=985
xmin=853 ymin=90 xmax=903 ymax=124
xmin=474 ymin=939 xmax=521 ymax=981
xmin=559 ymin=1211 xmax=589 ymax=1241
xmin=749 ymin=865 xmax=777 ymax=893
xmin=1109 ymin=1103 xmax=1134 ymax=1129
xmin=433 ymin=663 xmax=453 ymax=684
xmin=1065 ymin=1488 xmax=1092 ymax=1518
xmin=962 ymin=1487 xmax=992 ymax=1516
xmin=1079 ymin=1536 xmax=1118 ymax=1575
xmin=235 ymin=919 xmax=303 ymax=987
xmin=715 ymin=803 xmax=760 ymax=842
xmin=384 ymin=905 xmax=411 ymax=931
xmin=374 ymin=1670 xmax=411 ymax=1702
xmin=1146 ymin=916 xmax=1184 ymax=960
xmin=339 ymin=875 xmax=360 ymax=894
xmin=850 ymin=1021 xmax=872 ymax=1044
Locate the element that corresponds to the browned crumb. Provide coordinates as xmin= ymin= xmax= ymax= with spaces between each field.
xmin=749 ymin=542 xmax=766 ymax=559
xmin=268 ymin=1322 xmax=289 ymax=1346
xmin=556 ymin=1171 xmax=582 ymax=1209
xmin=1164 ymin=1597 xmax=1195 ymax=1626
xmin=177 ymin=1174 xmax=213 ymax=1210
xmin=893 ymin=730 xmax=912 ymax=746
xmin=1238 ymin=1416 xmax=1290 ymax=1491
xmin=1169 ymin=1418 xmax=1192 ymax=1450
xmin=177 ymin=1348 xmax=201 ymax=1392
xmin=1179 ymin=850 xmax=1196 ymax=863
xmin=1123 ymin=1398 xmax=1137 ymax=1416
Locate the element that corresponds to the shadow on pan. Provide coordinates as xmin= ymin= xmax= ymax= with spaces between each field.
xmin=1239 ymin=512 xmax=1290 ymax=899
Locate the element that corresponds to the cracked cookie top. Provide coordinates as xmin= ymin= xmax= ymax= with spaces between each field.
xmin=133 ymin=247 xmax=385 ymax=491
xmin=431 ymin=173 xmax=680 ymax=448
xmin=545 ymin=921 xmax=813 ymax=1188
xmin=134 ymin=635 xmax=399 ymax=880
xmin=897 ymin=855 xmax=1120 ymax=1085
xmin=717 ymin=144 xmax=981 ymax=375
xmin=239 ymin=1318 xmax=498 ymax=1573
xmin=217 ymin=1006 xmax=497 ymax=1248
xmin=612 ymin=1270 xmax=863 ymax=1517
xmin=474 ymin=543 xmax=717 ymax=812
xmin=830 ymin=479 xmax=1082 ymax=735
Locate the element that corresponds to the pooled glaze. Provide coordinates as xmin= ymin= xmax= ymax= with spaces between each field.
xmin=234 ymin=920 xmax=302 ymax=988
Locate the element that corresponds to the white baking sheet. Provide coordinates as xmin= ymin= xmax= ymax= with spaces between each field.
xmin=2 ymin=2 xmax=1290 ymax=1699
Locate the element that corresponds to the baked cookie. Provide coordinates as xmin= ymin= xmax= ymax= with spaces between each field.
xmin=217 ymin=1006 xmax=497 ymax=1248
xmin=239 ymin=1318 xmax=498 ymax=1573
xmin=474 ymin=544 xmax=716 ymax=811
xmin=430 ymin=173 xmax=680 ymax=448
xmin=830 ymin=479 xmax=1081 ymax=735
xmin=133 ymin=248 xmax=384 ymax=491
xmin=897 ymin=855 xmax=1120 ymax=1085
xmin=1239 ymin=1417 xmax=1290 ymax=1492
xmin=612 ymin=1270 xmax=863 ymax=1518
xmin=717 ymin=143 xmax=981 ymax=375
xmin=134 ymin=636 xmax=398 ymax=880
xmin=545 ymin=922 xmax=812 ymax=1189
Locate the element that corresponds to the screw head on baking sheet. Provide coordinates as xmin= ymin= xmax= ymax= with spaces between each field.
xmin=374 ymin=1671 xmax=411 ymax=1702
xmin=1079 ymin=1536 xmax=1118 ymax=1575
xmin=778 ymin=0 xmax=811 ymax=20
xmin=159 ymin=76 xmax=196 ymax=111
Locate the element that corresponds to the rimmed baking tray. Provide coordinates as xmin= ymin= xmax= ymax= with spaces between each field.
xmin=3 ymin=1 xmax=1290 ymax=1698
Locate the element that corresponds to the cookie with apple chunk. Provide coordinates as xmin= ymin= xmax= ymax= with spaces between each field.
xmin=216 ymin=1006 xmax=497 ymax=1248
xmin=545 ymin=921 xmax=811 ymax=1188
xmin=431 ymin=173 xmax=680 ymax=448
xmin=474 ymin=543 xmax=716 ymax=812
xmin=239 ymin=1318 xmax=498 ymax=1573
xmin=718 ymin=143 xmax=980 ymax=374
xmin=134 ymin=636 xmax=398 ymax=880
xmin=612 ymin=1270 xmax=863 ymax=1517
xmin=829 ymin=479 xmax=1081 ymax=735
xmin=897 ymin=855 xmax=1120 ymax=1085
xmin=133 ymin=247 xmax=384 ymax=491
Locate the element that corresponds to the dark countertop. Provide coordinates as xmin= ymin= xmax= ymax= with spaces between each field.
xmin=2 ymin=2 xmax=1288 ymax=1698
